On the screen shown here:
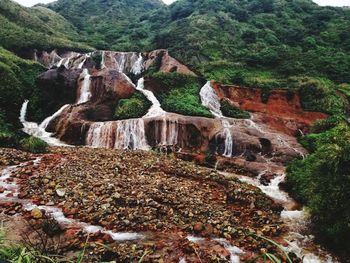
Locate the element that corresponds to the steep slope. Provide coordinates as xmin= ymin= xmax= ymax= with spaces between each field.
xmin=47 ymin=0 xmax=164 ymax=50
xmin=0 ymin=0 xmax=91 ymax=53
xmin=48 ymin=0 xmax=350 ymax=84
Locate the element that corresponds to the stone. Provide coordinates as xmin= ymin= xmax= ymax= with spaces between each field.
xmin=31 ymin=208 xmax=43 ymax=219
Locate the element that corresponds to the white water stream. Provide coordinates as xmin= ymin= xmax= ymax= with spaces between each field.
xmin=20 ymin=101 xmax=68 ymax=146
xmin=77 ymin=69 xmax=92 ymax=104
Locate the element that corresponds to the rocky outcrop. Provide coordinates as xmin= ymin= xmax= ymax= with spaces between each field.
xmin=37 ymin=66 xmax=82 ymax=120
xmin=212 ymin=82 xmax=328 ymax=136
xmin=144 ymin=50 xmax=196 ymax=76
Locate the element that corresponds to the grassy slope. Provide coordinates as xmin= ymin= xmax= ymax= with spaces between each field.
xmin=0 ymin=0 xmax=92 ymax=52
xmin=47 ymin=0 xmax=350 ymax=84
xmin=0 ymin=47 xmax=46 ymax=145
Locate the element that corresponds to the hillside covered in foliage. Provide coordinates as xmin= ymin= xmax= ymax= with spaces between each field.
xmin=45 ymin=0 xmax=350 ymax=85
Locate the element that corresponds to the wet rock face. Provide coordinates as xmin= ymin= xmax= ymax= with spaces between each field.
xmin=212 ymin=82 xmax=328 ymax=136
xmin=37 ymin=67 xmax=82 ymax=120
xmin=89 ymin=70 xmax=135 ymax=104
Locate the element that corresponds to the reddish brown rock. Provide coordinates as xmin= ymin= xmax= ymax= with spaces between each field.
xmin=212 ymin=82 xmax=328 ymax=136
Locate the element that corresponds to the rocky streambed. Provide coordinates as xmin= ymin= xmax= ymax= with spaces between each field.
xmin=0 ymin=146 xmax=305 ymax=262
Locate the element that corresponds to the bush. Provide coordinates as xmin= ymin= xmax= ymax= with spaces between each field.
xmin=114 ymin=92 xmax=151 ymax=120
xmin=288 ymin=77 xmax=345 ymax=115
xmin=220 ymin=99 xmax=250 ymax=119
xmin=20 ymin=136 xmax=48 ymax=153
xmin=149 ymin=72 xmax=213 ymax=118
xmin=286 ymin=124 xmax=350 ymax=250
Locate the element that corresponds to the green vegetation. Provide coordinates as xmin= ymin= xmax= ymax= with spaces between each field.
xmin=0 ymin=47 xmax=45 ymax=129
xmin=0 ymin=0 xmax=91 ymax=53
xmin=47 ymin=0 xmax=163 ymax=51
xmin=148 ymin=72 xmax=212 ymax=118
xmin=20 ymin=136 xmax=48 ymax=153
xmin=114 ymin=92 xmax=151 ymax=120
xmin=286 ymin=123 xmax=350 ymax=251
xmin=46 ymin=0 xmax=350 ymax=84
xmin=220 ymin=99 xmax=250 ymax=119
xmin=288 ymin=77 xmax=346 ymax=115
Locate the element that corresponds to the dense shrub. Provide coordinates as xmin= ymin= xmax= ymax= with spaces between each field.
xmin=288 ymin=77 xmax=345 ymax=115
xmin=286 ymin=124 xmax=350 ymax=250
xmin=149 ymin=72 xmax=213 ymax=118
xmin=220 ymin=99 xmax=250 ymax=119
xmin=114 ymin=92 xmax=151 ymax=120
xmin=20 ymin=136 xmax=48 ymax=153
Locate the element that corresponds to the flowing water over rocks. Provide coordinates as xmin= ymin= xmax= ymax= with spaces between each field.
xmin=15 ymin=49 xmax=337 ymax=261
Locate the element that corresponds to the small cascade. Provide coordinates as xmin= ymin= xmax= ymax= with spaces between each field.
xmin=101 ymin=51 xmax=106 ymax=69
xmin=117 ymin=52 xmax=126 ymax=73
xmin=219 ymin=169 xmax=336 ymax=262
xmin=131 ymin=53 xmax=144 ymax=75
xmin=136 ymin=78 xmax=166 ymax=117
xmin=154 ymin=118 xmax=179 ymax=147
xmin=39 ymin=104 xmax=70 ymax=130
xmin=187 ymin=235 xmax=244 ymax=263
xmin=20 ymin=101 xmax=68 ymax=146
xmin=200 ymin=81 xmax=234 ymax=157
xmin=86 ymin=120 xmax=150 ymax=150
xmin=77 ymin=69 xmax=91 ymax=104
xmin=114 ymin=119 xmax=149 ymax=150
xmin=63 ymin=55 xmax=73 ymax=68
xmin=78 ymin=54 xmax=89 ymax=69
xmin=199 ymin=81 xmax=223 ymax=117
xmin=56 ymin=58 xmax=64 ymax=67
xmin=222 ymin=120 xmax=233 ymax=157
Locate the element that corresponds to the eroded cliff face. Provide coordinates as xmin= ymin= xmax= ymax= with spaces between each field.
xmin=24 ymin=49 xmax=328 ymax=178
xmin=212 ymin=82 xmax=328 ymax=136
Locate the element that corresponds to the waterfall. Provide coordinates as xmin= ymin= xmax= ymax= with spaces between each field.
xmin=116 ymin=52 xmax=126 ymax=72
xmin=86 ymin=122 xmax=116 ymax=148
xmin=20 ymin=101 xmax=68 ymax=146
xmin=56 ymin=58 xmax=64 ymax=67
xmin=78 ymin=55 xmax=88 ymax=69
xmin=86 ymin=120 xmax=149 ymax=150
xmin=200 ymin=81 xmax=223 ymax=117
xmin=136 ymin=78 xmax=166 ymax=118
xmin=154 ymin=118 xmax=179 ymax=146
xmin=222 ymin=120 xmax=233 ymax=157
xmin=77 ymin=69 xmax=91 ymax=104
xmin=200 ymin=81 xmax=234 ymax=157
xmin=39 ymin=104 xmax=70 ymax=130
xmin=131 ymin=53 xmax=144 ymax=75
xmin=20 ymin=100 xmax=29 ymax=123
xmin=101 ymin=51 xmax=106 ymax=69
xmin=63 ymin=55 xmax=73 ymax=68
xmin=114 ymin=119 xmax=149 ymax=150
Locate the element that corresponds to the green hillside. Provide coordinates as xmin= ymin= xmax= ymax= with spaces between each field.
xmin=0 ymin=0 xmax=91 ymax=52
xmin=47 ymin=0 xmax=350 ymax=84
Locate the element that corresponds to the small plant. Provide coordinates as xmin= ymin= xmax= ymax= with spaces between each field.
xmin=220 ymin=99 xmax=250 ymax=119
xmin=20 ymin=136 xmax=48 ymax=153
xmin=248 ymin=234 xmax=293 ymax=263
xmin=114 ymin=92 xmax=151 ymax=120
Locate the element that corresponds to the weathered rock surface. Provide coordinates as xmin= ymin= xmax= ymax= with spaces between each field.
xmin=212 ymin=82 xmax=328 ymax=136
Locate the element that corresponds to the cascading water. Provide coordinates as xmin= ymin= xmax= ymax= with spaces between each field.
xmin=114 ymin=119 xmax=149 ymax=150
xmin=101 ymin=51 xmax=106 ymax=69
xmin=86 ymin=120 xmax=149 ymax=150
xmin=154 ymin=117 xmax=179 ymax=147
xmin=200 ymin=81 xmax=234 ymax=157
xmin=136 ymin=78 xmax=166 ymax=118
xmin=131 ymin=53 xmax=144 ymax=75
xmin=200 ymin=81 xmax=223 ymax=117
xmin=20 ymin=101 xmax=68 ymax=146
xmin=77 ymin=69 xmax=91 ymax=104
